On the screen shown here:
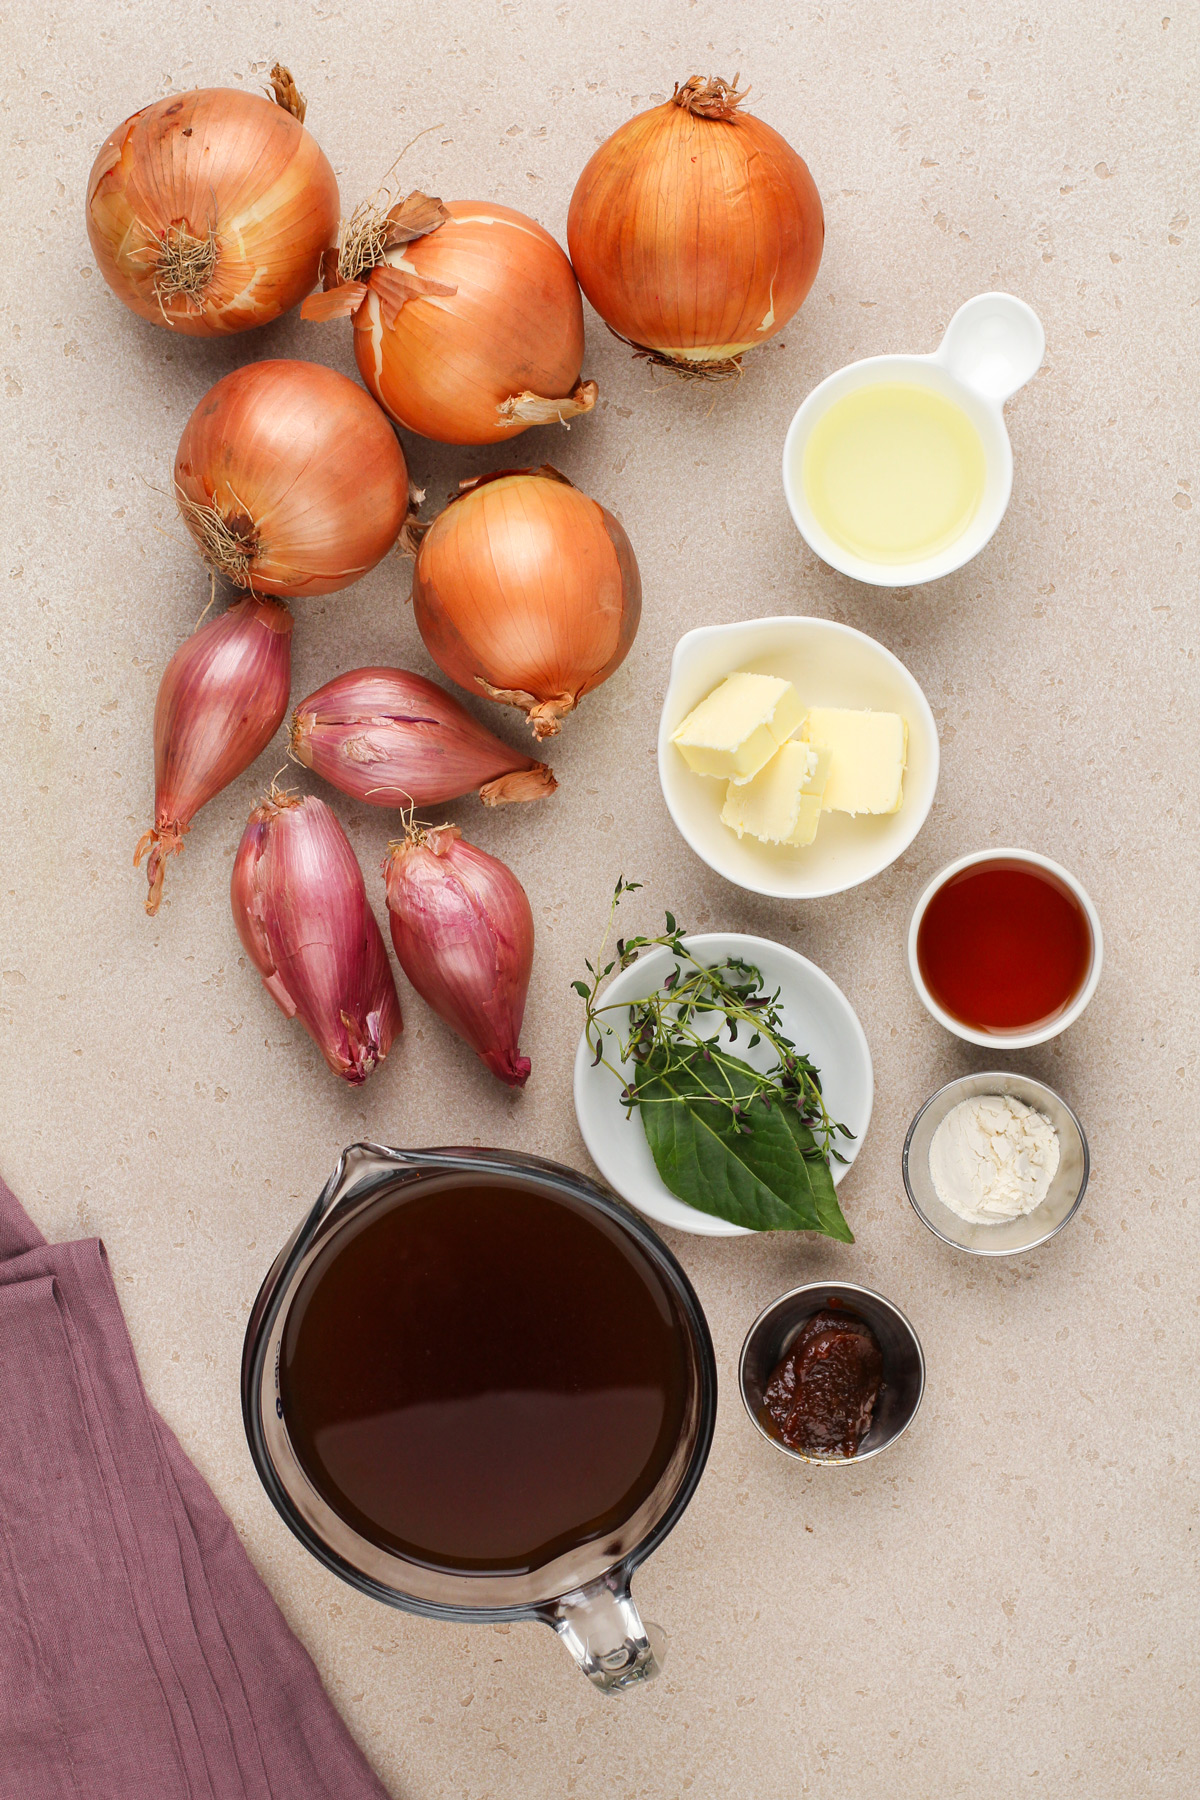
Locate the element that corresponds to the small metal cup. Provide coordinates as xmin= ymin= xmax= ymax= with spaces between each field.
xmin=739 ymin=1281 xmax=925 ymax=1466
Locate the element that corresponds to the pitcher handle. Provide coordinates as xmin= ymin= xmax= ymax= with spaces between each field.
xmin=932 ymin=292 xmax=1045 ymax=403
xmin=541 ymin=1572 xmax=665 ymax=1695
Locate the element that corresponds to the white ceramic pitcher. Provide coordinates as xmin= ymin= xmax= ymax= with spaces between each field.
xmin=782 ymin=292 xmax=1045 ymax=586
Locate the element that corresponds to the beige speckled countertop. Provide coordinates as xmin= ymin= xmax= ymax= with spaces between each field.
xmin=2 ymin=4 xmax=1198 ymax=1796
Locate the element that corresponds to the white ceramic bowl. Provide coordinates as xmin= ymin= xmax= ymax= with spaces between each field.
xmin=781 ymin=293 xmax=1045 ymax=587
xmin=658 ymin=617 xmax=939 ymax=899
xmin=906 ymin=848 xmax=1103 ymax=1049
xmin=573 ymin=933 xmax=873 ymax=1237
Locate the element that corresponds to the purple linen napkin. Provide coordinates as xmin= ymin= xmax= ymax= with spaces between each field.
xmin=0 ymin=1174 xmax=391 ymax=1800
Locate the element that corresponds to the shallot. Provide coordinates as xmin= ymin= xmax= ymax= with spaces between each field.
xmin=303 ymin=192 xmax=596 ymax=443
xmin=568 ymin=76 xmax=823 ymax=376
xmin=135 ymin=594 xmax=292 ymax=915
xmin=87 ymin=66 xmax=339 ymax=336
xmin=175 ymin=360 xmax=411 ymax=598
xmin=291 ymin=668 xmax=557 ymax=808
xmin=383 ymin=825 xmax=533 ymax=1087
xmin=232 ymin=789 xmax=401 ymax=1085
xmin=411 ymin=467 xmax=640 ymax=739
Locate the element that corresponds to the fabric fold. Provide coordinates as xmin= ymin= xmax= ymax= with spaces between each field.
xmin=0 ymin=1175 xmax=390 ymax=1800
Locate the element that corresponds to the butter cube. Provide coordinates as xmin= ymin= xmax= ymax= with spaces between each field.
xmin=801 ymin=708 xmax=908 ymax=815
xmin=672 ymin=673 xmax=804 ymax=783
xmin=721 ymin=743 xmax=832 ymax=847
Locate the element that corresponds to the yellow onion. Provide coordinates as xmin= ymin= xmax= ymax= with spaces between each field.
xmin=411 ymin=468 xmax=640 ymax=739
xmin=383 ymin=825 xmax=533 ymax=1087
xmin=86 ymin=66 xmax=339 ymax=337
xmin=232 ymin=788 xmax=402 ymax=1085
xmin=135 ymin=594 xmax=293 ymax=915
xmin=567 ymin=75 xmax=823 ymax=375
xmin=302 ymin=192 xmax=596 ymax=444
xmin=291 ymin=668 xmax=557 ymax=808
xmin=174 ymin=360 xmax=411 ymax=598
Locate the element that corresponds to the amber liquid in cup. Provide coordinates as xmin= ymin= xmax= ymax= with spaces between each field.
xmin=279 ymin=1175 xmax=690 ymax=1577
xmin=916 ymin=859 xmax=1092 ymax=1033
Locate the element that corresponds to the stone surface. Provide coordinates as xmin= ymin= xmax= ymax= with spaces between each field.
xmin=2 ymin=4 xmax=1197 ymax=1796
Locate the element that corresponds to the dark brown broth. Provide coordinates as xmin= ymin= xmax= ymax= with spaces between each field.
xmin=280 ymin=1176 xmax=690 ymax=1576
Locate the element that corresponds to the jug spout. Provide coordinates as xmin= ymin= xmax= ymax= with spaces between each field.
xmin=541 ymin=1572 xmax=664 ymax=1695
xmin=319 ymin=1141 xmax=414 ymax=1215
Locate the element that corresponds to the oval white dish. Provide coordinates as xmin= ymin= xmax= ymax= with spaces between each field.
xmin=573 ymin=932 xmax=873 ymax=1237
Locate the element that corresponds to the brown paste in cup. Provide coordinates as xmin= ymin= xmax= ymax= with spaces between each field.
xmin=762 ymin=1309 xmax=884 ymax=1458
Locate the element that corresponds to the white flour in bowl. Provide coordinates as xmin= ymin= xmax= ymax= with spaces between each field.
xmin=928 ymin=1093 xmax=1059 ymax=1225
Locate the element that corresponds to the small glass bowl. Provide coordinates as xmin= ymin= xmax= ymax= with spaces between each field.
xmin=739 ymin=1281 xmax=925 ymax=1466
xmin=902 ymin=1072 xmax=1089 ymax=1256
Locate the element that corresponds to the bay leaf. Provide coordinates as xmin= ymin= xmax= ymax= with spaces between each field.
xmin=635 ymin=1047 xmax=854 ymax=1239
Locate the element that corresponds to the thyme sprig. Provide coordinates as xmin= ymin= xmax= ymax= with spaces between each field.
xmin=573 ymin=877 xmax=854 ymax=1163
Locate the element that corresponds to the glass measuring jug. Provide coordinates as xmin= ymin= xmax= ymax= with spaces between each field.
xmin=242 ymin=1143 xmax=717 ymax=1694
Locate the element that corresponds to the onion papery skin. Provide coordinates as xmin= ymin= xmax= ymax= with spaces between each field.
xmin=566 ymin=78 xmax=823 ymax=368
xmin=384 ymin=826 xmax=533 ymax=1087
xmin=174 ymin=360 xmax=410 ymax=598
xmin=411 ymin=469 xmax=641 ymax=739
xmin=135 ymin=594 xmax=292 ymax=915
xmin=291 ymin=667 xmax=557 ymax=808
xmin=231 ymin=790 xmax=402 ymax=1085
xmin=350 ymin=202 xmax=594 ymax=444
xmin=86 ymin=83 xmax=339 ymax=337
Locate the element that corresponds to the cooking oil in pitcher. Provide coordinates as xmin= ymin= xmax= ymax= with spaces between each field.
xmin=802 ymin=381 xmax=987 ymax=565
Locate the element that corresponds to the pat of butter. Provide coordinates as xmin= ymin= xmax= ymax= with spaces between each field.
xmin=721 ymin=743 xmax=832 ymax=847
xmin=672 ymin=672 xmax=804 ymax=783
xmin=801 ymin=708 xmax=908 ymax=815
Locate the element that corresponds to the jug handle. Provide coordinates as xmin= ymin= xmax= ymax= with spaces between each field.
xmin=931 ymin=292 xmax=1045 ymax=404
xmin=540 ymin=1572 xmax=665 ymax=1695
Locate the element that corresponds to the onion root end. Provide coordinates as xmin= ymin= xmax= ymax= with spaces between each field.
xmin=671 ymin=73 xmax=750 ymax=120
xmin=479 ymin=765 xmax=558 ymax=805
xmin=134 ymin=820 xmax=186 ymax=916
xmin=611 ymin=325 xmax=744 ymax=382
xmin=475 ymin=679 xmax=576 ymax=739
xmin=152 ymin=224 xmax=219 ymax=316
xmin=175 ymin=485 xmax=258 ymax=587
xmin=498 ymin=378 xmax=599 ymax=428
